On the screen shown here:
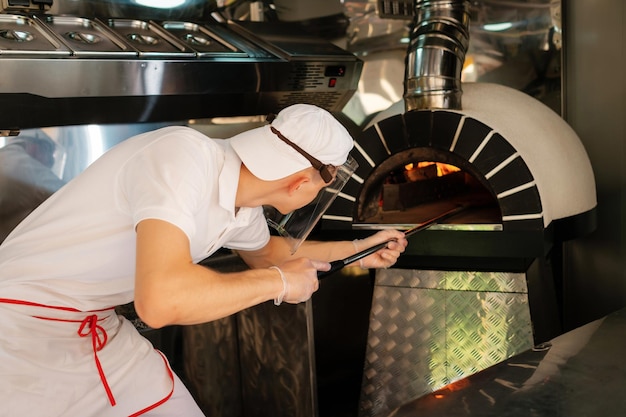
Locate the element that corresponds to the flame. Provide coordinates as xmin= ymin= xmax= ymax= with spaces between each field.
xmin=405 ymin=161 xmax=461 ymax=177
xmin=432 ymin=377 xmax=472 ymax=400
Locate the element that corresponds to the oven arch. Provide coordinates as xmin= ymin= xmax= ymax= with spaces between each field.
xmin=323 ymin=110 xmax=543 ymax=232
xmin=321 ymin=83 xmax=596 ymax=241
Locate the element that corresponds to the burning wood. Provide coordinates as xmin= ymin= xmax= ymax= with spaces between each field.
xmin=382 ymin=162 xmax=465 ymax=211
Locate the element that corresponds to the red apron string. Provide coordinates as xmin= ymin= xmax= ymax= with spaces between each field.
xmin=78 ymin=315 xmax=116 ymax=406
xmin=0 ymin=298 xmax=117 ymax=406
xmin=0 ymin=297 xmax=113 ymax=313
xmin=0 ymin=298 xmax=176 ymax=415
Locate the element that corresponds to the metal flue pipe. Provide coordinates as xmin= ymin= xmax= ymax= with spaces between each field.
xmin=403 ymin=0 xmax=471 ymax=111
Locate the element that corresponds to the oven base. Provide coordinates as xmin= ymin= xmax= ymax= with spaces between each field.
xmin=359 ymin=268 xmax=535 ymax=417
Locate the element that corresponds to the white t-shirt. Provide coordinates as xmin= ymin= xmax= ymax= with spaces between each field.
xmin=0 ymin=126 xmax=270 ymax=311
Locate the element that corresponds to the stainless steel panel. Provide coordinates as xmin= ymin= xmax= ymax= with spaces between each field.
xmin=231 ymin=20 xmax=361 ymax=60
xmin=343 ymin=0 xmax=564 ymax=125
xmin=182 ymin=253 xmax=317 ymax=417
xmin=238 ymin=301 xmax=317 ymax=417
xmin=182 ymin=302 xmax=317 ymax=417
xmin=562 ymin=0 xmax=626 ymax=330
xmin=359 ymin=268 xmax=533 ymax=417
xmin=183 ymin=317 xmax=243 ymax=417
xmin=0 ymin=13 xmax=362 ymax=129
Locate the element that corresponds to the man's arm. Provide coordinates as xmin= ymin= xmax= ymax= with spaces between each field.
xmin=133 ymin=219 xmax=324 ymax=328
xmin=238 ymin=229 xmax=408 ymax=270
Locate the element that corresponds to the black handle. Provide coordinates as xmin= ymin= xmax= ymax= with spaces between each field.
xmin=319 ymin=260 xmax=347 ymax=277
xmin=317 ymin=240 xmax=393 ymax=278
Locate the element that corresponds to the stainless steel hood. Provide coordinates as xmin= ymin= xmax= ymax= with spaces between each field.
xmin=0 ymin=5 xmax=362 ymax=132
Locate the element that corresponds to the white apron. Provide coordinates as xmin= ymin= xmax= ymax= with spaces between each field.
xmin=0 ymin=298 xmax=174 ymax=417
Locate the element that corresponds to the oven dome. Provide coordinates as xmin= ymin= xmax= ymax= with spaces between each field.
xmin=365 ymin=82 xmax=597 ymax=228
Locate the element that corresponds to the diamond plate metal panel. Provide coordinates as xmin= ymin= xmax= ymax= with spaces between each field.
xmin=445 ymin=291 xmax=533 ymax=381
xmin=375 ymin=269 xmax=527 ymax=293
xmin=375 ymin=268 xmax=443 ymax=289
xmin=359 ymin=269 xmax=533 ymax=417
xmin=444 ymin=270 xmax=527 ymax=293
xmin=361 ymin=286 xmax=447 ymax=416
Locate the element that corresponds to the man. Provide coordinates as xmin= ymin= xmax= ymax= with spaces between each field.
xmin=0 ymin=104 xmax=407 ymax=416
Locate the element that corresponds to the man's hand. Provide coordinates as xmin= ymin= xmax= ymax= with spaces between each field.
xmin=272 ymin=258 xmax=329 ymax=304
xmin=354 ymin=229 xmax=408 ymax=269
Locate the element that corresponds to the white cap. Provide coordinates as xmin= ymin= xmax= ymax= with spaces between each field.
xmin=229 ymin=104 xmax=354 ymax=181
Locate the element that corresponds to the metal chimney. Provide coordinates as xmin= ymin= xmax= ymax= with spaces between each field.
xmin=403 ymin=0 xmax=471 ymax=111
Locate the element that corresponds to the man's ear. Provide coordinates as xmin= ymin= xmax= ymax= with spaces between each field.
xmin=287 ymin=175 xmax=310 ymax=195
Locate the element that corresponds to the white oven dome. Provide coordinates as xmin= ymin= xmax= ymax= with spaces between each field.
xmin=367 ymin=82 xmax=597 ymax=227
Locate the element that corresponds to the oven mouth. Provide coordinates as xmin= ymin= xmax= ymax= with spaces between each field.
xmin=353 ymin=147 xmax=502 ymax=231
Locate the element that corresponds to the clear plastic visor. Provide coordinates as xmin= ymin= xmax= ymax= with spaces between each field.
xmin=264 ymin=155 xmax=358 ymax=254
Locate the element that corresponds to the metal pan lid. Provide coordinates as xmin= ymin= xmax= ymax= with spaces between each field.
xmin=0 ymin=14 xmax=70 ymax=56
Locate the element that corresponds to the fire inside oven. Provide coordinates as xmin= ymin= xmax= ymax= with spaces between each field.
xmin=355 ymin=147 xmax=501 ymax=228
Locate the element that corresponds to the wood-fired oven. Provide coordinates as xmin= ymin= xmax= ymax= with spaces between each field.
xmin=314 ymin=82 xmax=596 ymax=417
xmin=312 ymin=1 xmax=596 ymax=416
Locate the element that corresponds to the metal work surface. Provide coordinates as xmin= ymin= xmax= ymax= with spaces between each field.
xmin=393 ymin=306 xmax=626 ymax=416
xmin=359 ymin=269 xmax=533 ymax=417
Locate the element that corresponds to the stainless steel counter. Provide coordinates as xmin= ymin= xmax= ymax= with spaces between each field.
xmin=0 ymin=13 xmax=362 ymax=130
xmin=393 ymin=307 xmax=626 ymax=416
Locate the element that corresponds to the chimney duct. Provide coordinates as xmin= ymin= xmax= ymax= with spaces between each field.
xmin=404 ymin=0 xmax=471 ymax=111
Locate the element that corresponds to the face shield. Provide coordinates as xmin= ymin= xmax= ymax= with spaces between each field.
xmin=264 ymin=155 xmax=358 ymax=254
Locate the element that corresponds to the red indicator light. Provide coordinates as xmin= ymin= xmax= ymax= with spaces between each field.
xmin=328 ymin=78 xmax=337 ymax=87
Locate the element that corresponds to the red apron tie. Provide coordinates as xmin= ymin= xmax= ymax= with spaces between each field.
xmin=0 ymin=298 xmax=117 ymax=406
xmin=78 ymin=314 xmax=116 ymax=406
xmin=1 ymin=297 xmax=176 ymax=415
